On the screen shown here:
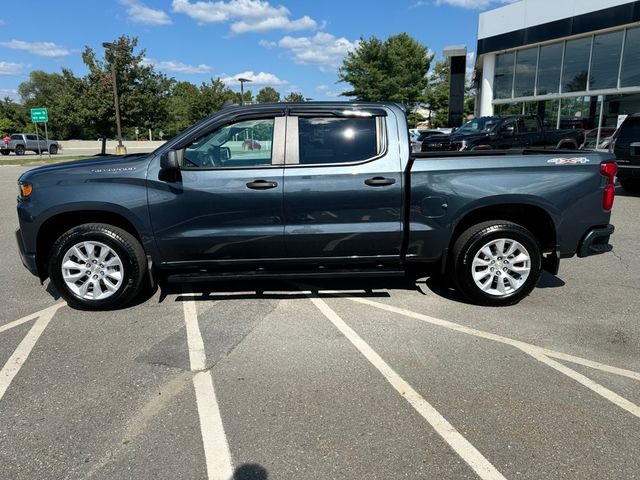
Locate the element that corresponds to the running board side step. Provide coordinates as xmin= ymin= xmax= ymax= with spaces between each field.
xmin=166 ymin=269 xmax=406 ymax=283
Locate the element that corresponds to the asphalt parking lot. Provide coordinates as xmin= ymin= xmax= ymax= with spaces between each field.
xmin=0 ymin=164 xmax=638 ymax=480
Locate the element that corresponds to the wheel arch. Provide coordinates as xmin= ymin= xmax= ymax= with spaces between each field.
xmin=556 ymin=138 xmax=578 ymax=149
xmin=35 ymin=208 xmax=147 ymax=280
xmin=449 ymin=202 xmax=557 ymax=255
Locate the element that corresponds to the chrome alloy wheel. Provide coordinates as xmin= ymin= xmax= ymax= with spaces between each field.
xmin=61 ymin=241 xmax=124 ymax=300
xmin=471 ymin=238 xmax=531 ymax=297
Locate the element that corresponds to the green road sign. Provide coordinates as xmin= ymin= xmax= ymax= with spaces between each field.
xmin=31 ymin=108 xmax=48 ymax=123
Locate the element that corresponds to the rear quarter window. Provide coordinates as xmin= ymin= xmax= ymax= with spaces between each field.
xmin=298 ymin=117 xmax=378 ymax=165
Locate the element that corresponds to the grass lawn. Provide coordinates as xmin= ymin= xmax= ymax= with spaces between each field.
xmin=0 ymin=155 xmax=97 ymax=166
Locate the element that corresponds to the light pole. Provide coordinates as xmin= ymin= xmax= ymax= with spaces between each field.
xmin=102 ymin=42 xmax=126 ymax=155
xmin=237 ymin=77 xmax=252 ymax=105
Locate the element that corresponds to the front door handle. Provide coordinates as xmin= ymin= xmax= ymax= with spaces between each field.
xmin=246 ymin=179 xmax=278 ymax=190
xmin=365 ymin=177 xmax=396 ymax=187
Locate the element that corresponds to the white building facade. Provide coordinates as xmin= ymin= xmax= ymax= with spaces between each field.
xmin=476 ymin=0 xmax=640 ymax=140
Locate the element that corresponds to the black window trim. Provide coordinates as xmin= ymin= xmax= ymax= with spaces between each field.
xmin=284 ymin=115 xmax=388 ymax=168
xmin=179 ymin=115 xmax=285 ymax=171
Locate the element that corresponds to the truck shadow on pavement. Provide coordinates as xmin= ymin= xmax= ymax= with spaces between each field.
xmin=45 ymin=271 xmax=567 ymax=308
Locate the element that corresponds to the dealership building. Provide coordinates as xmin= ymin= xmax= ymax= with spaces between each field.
xmin=475 ymin=0 xmax=640 ymax=142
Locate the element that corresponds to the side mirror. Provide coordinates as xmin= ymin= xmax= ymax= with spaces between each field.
xmin=161 ymin=150 xmax=181 ymax=171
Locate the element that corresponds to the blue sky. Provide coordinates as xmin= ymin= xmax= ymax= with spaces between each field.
xmin=0 ymin=0 xmax=512 ymax=101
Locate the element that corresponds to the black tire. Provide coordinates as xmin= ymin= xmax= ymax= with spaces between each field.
xmin=620 ymin=178 xmax=640 ymax=192
xmin=48 ymin=223 xmax=147 ymax=310
xmin=0 ymin=150 xmax=9 ymax=156
xmin=450 ymin=221 xmax=542 ymax=306
xmin=15 ymin=145 xmax=25 ymax=155
xmin=49 ymin=145 xmax=58 ymax=155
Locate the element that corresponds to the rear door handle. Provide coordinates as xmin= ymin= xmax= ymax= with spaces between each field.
xmin=246 ymin=179 xmax=278 ymax=190
xmin=365 ymin=177 xmax=396 ymax=187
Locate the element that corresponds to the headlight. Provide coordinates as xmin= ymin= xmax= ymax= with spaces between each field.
xmin=18 ymin=182 xmax=33 ymax=198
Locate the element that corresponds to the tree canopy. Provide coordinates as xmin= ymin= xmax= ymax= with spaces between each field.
xmin=338 ymin=33 xmax=432 ymax=109
xmin=1 ymin=35 xmax=300 ymax=140
xmin=423 ymin=60 xmax=475 ymax=128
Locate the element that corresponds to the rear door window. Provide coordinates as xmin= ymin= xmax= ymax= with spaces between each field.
xmin=11 ymin=134 xmax=22 ymax=140
xmin=298 ymin=117 xmax=378 ymax=165
xmin=26 ymin=135 xmax=37 ymax=140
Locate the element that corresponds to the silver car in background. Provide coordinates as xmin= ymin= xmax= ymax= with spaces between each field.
xmin=1 ymin=133 xmax=59 ymax=155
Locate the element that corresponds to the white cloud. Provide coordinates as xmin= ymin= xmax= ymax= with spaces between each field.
xmin=277 ymin=32 xmax=358 ymax=71
xmin=172 ymin=0 xmax=318 ymax=33
xmin=120 ymin=0 xmax=172 ymax=25
xmin=0 ymin=62 xmax=24 ymax=75
xmin=219 ymin=71 xmax=286 ymax=86
xmin=433 ymin=0 xmax=519 ymax=9
xmin=315 ymin=84 xmax=345 ymax=98
xmin=143 ymin=58 xmax=211 ymax=74
xmin=0 ymin=88 xmax=18 ymax=100
xmin=258 ymin=39 xmax=277 ymax=49
xmin=0 ymin=40 xmax=70 ymax=57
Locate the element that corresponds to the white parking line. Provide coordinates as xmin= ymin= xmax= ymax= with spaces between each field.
xmin=182 ymin=288 xmax=233 ymax=480
xmin=342 ymin=297 xmax=640 ymax=417
xmin=308 ymin=295 xmax=508 ymax=480
xmin=0 ymin=302 xmax=65 ymax=335
xmin=523 ymin=348 xmax=640 ymax=418
xmin=0 ymin=304 xmax=64 ymax=402
xmin=345 ymin=297 xmax=640 ymax=382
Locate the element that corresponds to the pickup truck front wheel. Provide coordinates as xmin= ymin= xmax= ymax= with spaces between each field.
xmin=451 ymin=221 xmax=542 ymax=306
xmin=48 ymin=223 xmax=146 ymax=310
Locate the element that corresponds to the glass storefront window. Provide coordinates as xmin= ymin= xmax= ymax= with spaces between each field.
xmin=602 ymin=93 xmax=640 ymax=128
xmin=621 ymin=27 xmax=640 ymax=88
xmin=560 ymin=96 xmax=599 ymax=130
xmin=514 ymin=47 xmax=537 ymax=97
xmin=494 ymin=52 xmax=515 ymax=99
xmin=536 ymin=43 xmax=563 ymax=95
xmin=495 ymin=103 xmax=523 ymax=115
xmin=562 ymin=37 xmax=592 ymax=93
xmin=589 ymin=31 xmax=623 ymax=90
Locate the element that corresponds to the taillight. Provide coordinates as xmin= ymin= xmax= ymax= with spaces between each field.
xmin=600 ymin=161 xmax=617 ymax=210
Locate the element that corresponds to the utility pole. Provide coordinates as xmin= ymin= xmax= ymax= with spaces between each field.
xmin=102 ymin=42 xmax=127 ymax=155
xmin=237 ymin=77 xmax=252 ymax=106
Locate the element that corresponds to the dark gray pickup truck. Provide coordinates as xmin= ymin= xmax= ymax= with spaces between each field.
xmin=15 ymin=102 xmax=617 ymax=310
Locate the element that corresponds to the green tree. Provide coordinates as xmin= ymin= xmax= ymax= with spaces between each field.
xmin=339 ymin=33 xmax=432 ymax=109
xmin=18 ymin=69 xmax=87 ymax=139
xmin=256 ymin=86 xmax=281 ymax=103
xmin=0 ymin=98 xmax=29 ymax=135
xmin=81 ymin=35 xmax=173 ymax=140
xmin=284 ymin=91 xmax=305 ymax=102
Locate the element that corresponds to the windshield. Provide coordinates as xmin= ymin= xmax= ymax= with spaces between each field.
xmin=457 ymin=118 xmax=501 ymax=134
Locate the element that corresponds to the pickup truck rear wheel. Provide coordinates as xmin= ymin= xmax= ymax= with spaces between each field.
xmin=451 ymin=221 xmax=542 ymax=306
xmin=48 ymin=223 xmax=146 ymax=310
xmin=15 ymin=145 xmax=25 ymax=155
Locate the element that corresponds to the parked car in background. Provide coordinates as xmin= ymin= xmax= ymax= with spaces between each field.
xmin=581 ymin=128 xmax=616 ymax=150
xmin=610 ymin=113 xmax=640 ymax=192
xmin=421 ymin=115 xmax=584 ymax=152
xmin=0 ymin=133 xmax=59 ymax=155
xmin=411 ymin=129 xmax=447 ymax=153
